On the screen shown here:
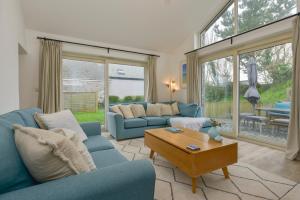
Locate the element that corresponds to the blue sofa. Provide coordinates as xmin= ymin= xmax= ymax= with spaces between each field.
xmin=108 ymin=102 xmax=203 ymax=140
xmin=0 ymin=108 xmax=155 ymax=200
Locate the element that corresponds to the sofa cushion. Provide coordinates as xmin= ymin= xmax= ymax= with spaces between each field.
xmin=119 ymin=105 xmax=135 ymax=119
xmin=34 ymin=110 xmax=88 ymax=142
xmin=111 ymin=105 xmax=123 ymax=117
xmin=13 ymin=125 xmax=91 ymax=183
xmin=84 ymin=135 xmax=114 ymax=152
xmin=124 ymin=118 xmax=147 ymax=129
xmin=158 ymin=104 xmax=173 ymax=116
xmin=0 ymin=112 xmax=26 ymax=126
xmin=171 ymin=102 xmax=180 ymax=115
xmin=0 ymin=119 xmax=35 ymax=194
xmin=16 ymin=108 xmax=43 ymax=128
xmin=178 ymin=103 xmax=200 ymax=117
xmin=144 ymin=117 xmax=167 ymax=126
xmin=91 ymin=149 xmax=127 ymax=169
xmin=146 ymin=104 xmax=161 ymax=117
xmin=131 ymin=104 xmax=146 ymax=118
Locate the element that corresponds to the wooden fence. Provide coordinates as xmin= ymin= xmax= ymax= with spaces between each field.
xmin=204 ymin=101 xmax=253 ymax=118
xmin=64 ymin=92 xmax=98 ymax=112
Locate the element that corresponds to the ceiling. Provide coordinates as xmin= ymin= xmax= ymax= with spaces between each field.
xmin=21 ymin=0 xmax=227 ymax=52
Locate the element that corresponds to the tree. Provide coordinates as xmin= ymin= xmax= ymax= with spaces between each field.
xmin=210 ymin=0 xmax=295 ymax=85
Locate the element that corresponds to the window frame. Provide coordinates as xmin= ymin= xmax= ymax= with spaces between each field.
xmin=62 ymin=52 xmax=147 ymax=129
xmin=198 ymin=35 xmax=293 ymax=148
xmin=200 ymin=0 xmax=235 ymax=47
xmin=199 ymin=0 xmax=298 ymax=48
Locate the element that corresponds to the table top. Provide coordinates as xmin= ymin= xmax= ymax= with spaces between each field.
xmin=144 ymin=128 xmax=237 ymax=154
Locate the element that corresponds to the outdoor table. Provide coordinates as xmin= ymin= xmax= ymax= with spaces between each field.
xmin=255 ymin=107 xmax=290 ymax=116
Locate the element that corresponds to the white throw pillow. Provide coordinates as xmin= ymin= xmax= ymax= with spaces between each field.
xmin=111 ymin=105 xmax=123 ymax=117
xmin=13 ymin=125 xmax=90 ymax=183
xmin=146 ymin=104 xmax=161 ymax=117
xmin=159 ymin=104 xmax=173 ymax=116
xmin=51 ymin=128 xmax=96 ymax=171
xmin=171 ymin=102 xmax=180 ymax=115
xmin=130 ymin=104 xmax=146 ymax=118
xmin=34 ymin=110 xmax=88 ymax=141
xmin=119 ymin=105 xmax=135 ymax=119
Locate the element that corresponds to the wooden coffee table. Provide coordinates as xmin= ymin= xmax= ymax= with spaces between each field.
xmin=144 ymin=128 xmax=238 ymax=193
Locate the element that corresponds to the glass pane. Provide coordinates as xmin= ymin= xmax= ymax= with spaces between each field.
xmin=201 ymin=3 xmax=234 ymax=46
xmin=202 ymin=57 xmax=233 ymax=135
xmin=109 ymin=64 xmax=144 ymax=104
xmin=238 ymin=0 xmax=297 ymax=33
xmin=239 ymin=43 xmax=293 ymax=146
xmin=62 ymin=59 xmax=105 ymax=124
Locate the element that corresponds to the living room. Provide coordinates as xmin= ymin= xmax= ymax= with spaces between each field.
xmin=1 ymin=0 xmax=300 ymax=199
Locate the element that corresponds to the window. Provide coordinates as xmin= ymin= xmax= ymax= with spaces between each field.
xmin=62 ymin=59 xmax=105 ymax=124
xmin=109 ymin=64 xmax=145 ymax=104
xmin=238 ymin=0 xmax=297 ymax=33
xmin=201 ymin=3 xmax=234 ymax=46
xmin=239 ymin=43 xmax=293 ymax=146
xmin=200 ymin=0 xmax=297 ymax=47
xmin=202 ymin=56 xmax=233 ymax=135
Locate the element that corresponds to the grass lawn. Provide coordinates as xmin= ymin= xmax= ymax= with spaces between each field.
xmin=73 ymin=109 xmax=105 ymax=124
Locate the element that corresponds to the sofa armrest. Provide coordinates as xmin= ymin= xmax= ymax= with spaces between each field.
xmin=80 ymin=122 xmax=101 ymax=136
xmin=107 ymin=112 xmax=124 ymax=140
xmin=0 ymin=160 xmax=155 ymax=200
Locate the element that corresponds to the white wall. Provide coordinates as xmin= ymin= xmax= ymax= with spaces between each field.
xmin=19 ymin=29 xmax=172 ymax=108
xmin=0 ymin=0 xmax=26 ymax=114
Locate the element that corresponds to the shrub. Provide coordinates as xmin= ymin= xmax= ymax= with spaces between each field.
xmin=109 ymin=96 xmax=120 ymax=103
xmin=123 ymin=96 xmax=134 ymax=102
xmin=134 ymin=96 xmax=144 ymax=102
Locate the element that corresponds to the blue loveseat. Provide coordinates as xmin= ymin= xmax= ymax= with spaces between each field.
xmin=0 ymin=108 xmax=155 ymax=200
xmin=107 ymin=102 xmax=203 ymax=140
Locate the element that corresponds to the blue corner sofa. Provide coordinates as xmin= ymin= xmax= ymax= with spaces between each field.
xmin=0 ymin=108 xmax=155 ymax=200
xmin=107 ymin=102 xmax=204 ymax=140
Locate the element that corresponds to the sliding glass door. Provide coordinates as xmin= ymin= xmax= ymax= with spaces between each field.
xmin=62 ymin=59 xmax=105 ymax=124
xmin=62 ymin=56 xmax=146 ymax=127
xmin=238 ymin=43 xmax=293 ymax=146
xmin=202 ymin=56 xmax=234 ymax=136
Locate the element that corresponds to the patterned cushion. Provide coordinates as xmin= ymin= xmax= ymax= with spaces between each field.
xmin=171 ymin=102 xmax=180 ymax=115
xmin=131 ymin=104 xmax=146 ymax=118
xmin=119 ymin=105 xmax=134 ymax=119
xmin=111 ymin=105 xmax=123 ymax=117
xmin=159 ymin=104 xmax=173 ymax=116
xmin=146 ymin=104 xmax=161 ymax=117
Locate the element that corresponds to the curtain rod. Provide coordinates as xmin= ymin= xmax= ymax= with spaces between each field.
xmin=185 ymin=12 xmax=300 ymax=55
xmin=36 ymin=37 xmax=160 ymax=58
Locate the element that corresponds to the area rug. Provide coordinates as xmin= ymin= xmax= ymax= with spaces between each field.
xmin=108 ymin=137 xmax=299 ymax=200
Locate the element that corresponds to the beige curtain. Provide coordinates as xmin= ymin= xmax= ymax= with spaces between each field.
xmin=145 ymin=56 xmax=158 ymax=103
xmin=38 ymin=40 xmax=62 ymax=113
xmin=186 ymin=52 xmax=200 ymax=104
xmin=286 ymin=16 xmax=300 ymax=160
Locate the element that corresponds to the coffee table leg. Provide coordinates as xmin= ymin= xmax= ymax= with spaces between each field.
xmin=192 ymin=177 xmax=197 ymax=193
xmin=150 ymin=150 xmax=155 ymax=159
xmin=222 ymin=167 xmax=229 ymax=179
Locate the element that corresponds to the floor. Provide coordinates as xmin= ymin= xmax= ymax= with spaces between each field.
xmin=107 ymin=135 xmax=300 ymax=200
xmin=103 ymin=132 xmax=300 ymax=183
xmin=237 ymin=139 xmax=300 ymax=183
